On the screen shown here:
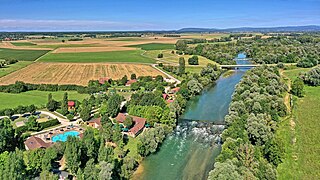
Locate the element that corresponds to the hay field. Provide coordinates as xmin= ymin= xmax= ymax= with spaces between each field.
xmin=0 ymin=63 xmax=166 ymax=86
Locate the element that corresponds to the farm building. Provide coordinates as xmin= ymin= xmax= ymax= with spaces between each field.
xmin=125 ymin=79 xmax=137 ymax=86
xmin=68 ymin=101 xmax=75 ymax=111
xmin=99 ymin=77 xmax=111 ymax=85
xmin=87 ymin=118 xmax=101 ymax=129
xmin=115 ymin=113 xmax=146 ymax=137
xmin=24 ymin=136 xmax=51 ymax=150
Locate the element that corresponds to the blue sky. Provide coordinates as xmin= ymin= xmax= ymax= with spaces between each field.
xmin=0 ymin=0 xmax=319 ymax=31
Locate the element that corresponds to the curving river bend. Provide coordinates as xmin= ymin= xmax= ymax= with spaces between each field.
xmin=133 ymin=54 xmax=251 ymax=180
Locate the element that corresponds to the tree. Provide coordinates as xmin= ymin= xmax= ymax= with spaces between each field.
xmin=46 ymin=93 xmax=58 ymax=112
xmin=187 ymin=79 xmax=203 ymax=95
xmin=4 ymin=109 xmax=14 ymax=117
xmin=83 ymin=159 xmax=98 ymax=180
xmin=106 ymin=94 xmax=123 ymax=118
xmin=120 ymin=156 xmax=137 ymax=179
xmin=120 ymin=75 xmax=128 ymax=86
xmin=0 ymin=118 xmax=15 ymax=153
xmin=25 ymin=116 xmax=40 ymax=131
xmin=26 ymin=104 xmax=36 ymax=114
xmin=178 ymin=57 xmax=185 ymax=75
xmin=98 ymin=142 xmax=114 ymax=163
xmin=291 ymin=78 xmax=304 ymax=97
xmin=175 ymin=40 xmax=187 ymax=51
xmin=157 ymin=53 xmax=163 ymax=58
xmin=130 ymin=73 xmax=137 ymax=80
xmin=208 ymin=159 xmax=243 ymax=180
xmin=99 ymin=161 xmax=114 ymax=180
xmin=65 ymin=137 xmax=82 ymax=174
xmin=80 ymin=99 xmax=91 ymax=121
xmin=61 ymin=92 xmax=69 ymax=115
xmin=0 ymin=150 xmax=26 ymax=180
xmin=40 ymin=170 xmax=58 ymax=180
xmin=188 ymin=55 xmax=199 ymax=65
xmin=124 ymin=116 xmax=133 ymax=128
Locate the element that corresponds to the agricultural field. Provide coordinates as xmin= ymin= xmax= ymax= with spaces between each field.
xmin=127 ymin=43 xmax=175 ymax=50
xmin=277 ymin=68 xmax=320 ymax=179
xmin=0 ymin=90 xmax=89 ymax=109
xmin=0 ymin=61 xmax=33 ymax=77
xmin=0 ymin=63 xmax=166 ymax=86
xmin=39 ymin=50 xmax=155 ymax=63
xmin=0 ymin=48 xmax=50 ymax=61
xmin=10 ymin=42 xmax=36 ymax=46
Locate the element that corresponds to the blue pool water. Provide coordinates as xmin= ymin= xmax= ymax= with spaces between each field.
xmin=52 ymin=131 xmax=80 ymax=142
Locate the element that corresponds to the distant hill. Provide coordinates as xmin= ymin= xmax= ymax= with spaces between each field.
xmin=177 ymin=25 xmax=320 ymax=33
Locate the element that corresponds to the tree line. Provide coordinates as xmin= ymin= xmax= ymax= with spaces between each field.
xmin=208 ymin=66 xmax=287 ymax=180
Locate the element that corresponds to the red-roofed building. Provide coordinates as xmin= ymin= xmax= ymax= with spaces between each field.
xmin=68 ymin=101 xmax=75 ymax=111
xmin=166 ymin=99 xmax=174 ymax=103
xmin=125 ymin=79 xmax=137 ymax=86
xmin=87 ymin=118 xmax=101 ymax=129
xmin=162 ymin=94 xmax=168 ymax=100
xmin=171 ymin=87 xmax=180 ymax=93
xmin=99 ymin=77 xmax=111 ymax=85
xmin=115 ymin=113 xmax=146 ymax=137
xmin=24 ymin=136 xmax=51 ymax=150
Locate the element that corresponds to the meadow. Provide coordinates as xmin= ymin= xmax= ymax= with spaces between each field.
xmin=10 ymin=42 xmax=36 ymax=46
xmin=39 ymin=50 xmax=155 ymax=63
xmin=127 ymin=43 xmax=175 ymax=50
xmin=145 ymin=50 xmax=217 ymax=66
xmin=0 ymin=63 xmax=165 ymax=86
xmin=0 ymin=48 xmax=50 ymax=61
xmin=0 ymin=61 xmax=33 ymax=77
xmin=277 ymin=68 xmax=320 ymax=179
xmin=0 ymin=90 xmax=89 ymax=109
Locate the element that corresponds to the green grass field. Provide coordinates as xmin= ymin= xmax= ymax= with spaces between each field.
xmin=0 ymin=61 xmax=33 ymax=77
xmin=277 ymin=68 xmax=320 ymax=179
xmin=0 ymin=48 xmax=50 ymax=61
xmin=128 ymin=43 xmax=175 ymax=50
xmin=35 ymin=43 xmax=100 ymax=49
xmin=0 ymin=91 xmax=89 ymax=109
xmin=11 ymin=42 xmax=36 ymax=46
xmin=39 ymin=50 xmax=155 ymax=63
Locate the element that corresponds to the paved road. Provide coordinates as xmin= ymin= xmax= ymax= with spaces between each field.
xmin=151 ymin=64 xmax=181 ymax=85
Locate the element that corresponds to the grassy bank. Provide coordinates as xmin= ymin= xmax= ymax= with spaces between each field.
xmin=277 ymin=68 xmax=320 ymax=179
xmin=0 ymin=90 xmax=89 ymax=109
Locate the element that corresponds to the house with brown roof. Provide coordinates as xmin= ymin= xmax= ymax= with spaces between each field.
xmin=171 ymin=87 xmax=180 ymax=94
xmin=24 ymin=136 xmax=51 ymax=150
xmin=99 ymin=77 xmax=111 ymax=85
xmin=115 ymin=113 xmax=146 ymax=137
xmin=125 ymin=79 xmax=137 ymax=86
xmin=87 ymin=118 xmax=101 ymax=129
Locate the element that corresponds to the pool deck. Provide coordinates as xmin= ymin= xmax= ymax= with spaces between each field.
xmin=34 ymin=125 xmax=84 ymax=143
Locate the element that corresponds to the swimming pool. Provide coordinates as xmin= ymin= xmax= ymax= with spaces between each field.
xmin=52 ymin=131 xmax=80 ymax=142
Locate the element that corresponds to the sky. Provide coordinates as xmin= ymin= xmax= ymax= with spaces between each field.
xmin=0 ymin=0 xmax=319 ymax=31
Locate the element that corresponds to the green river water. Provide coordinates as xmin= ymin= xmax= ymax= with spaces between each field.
xmin=134 ymin=54 xmax=250 ymax=180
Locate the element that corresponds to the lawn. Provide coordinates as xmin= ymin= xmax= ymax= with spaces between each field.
xmin=0 ymin=48 xmax=50 ymax=61
xmin=128 ymin=43 xmax=175 ymax=51
xmin=11 ymin=42 xmax=36 ymax=46
xmin=0 ymin=91 xmax=89 ymax=109
xmin=277 ymin=68 xmax=320 ymax=179
xmin=0 ymin=61 xmax=33 ymax=77
xmin=39 ymin=50 xmax=155 ymax=63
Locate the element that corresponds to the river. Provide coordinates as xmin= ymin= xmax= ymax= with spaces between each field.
xmin=133 ymin=54 xmax=250 ymax=180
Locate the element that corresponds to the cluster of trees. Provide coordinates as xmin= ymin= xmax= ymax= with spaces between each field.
xmin=188 ymin=55 xmax=199 ymax=65
xmin=301 ymin=66 xmax=320 ymax=86
xmin=208 ymin=66 xmax=287 ymax=180
xmin=0 ymin=104 xmax=36 ymax=117
xmin=175 ymin=33 xmax=319 ymax=66
xmin=130 ymin=75 xmax=167 ymax=92
xmin=137 ymin=126 xmax=165 ymax=156
xmin=0 ymin=58 xmax=18 ymax=68
xmin=16 ymin=117 xmax=60 ymax=134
